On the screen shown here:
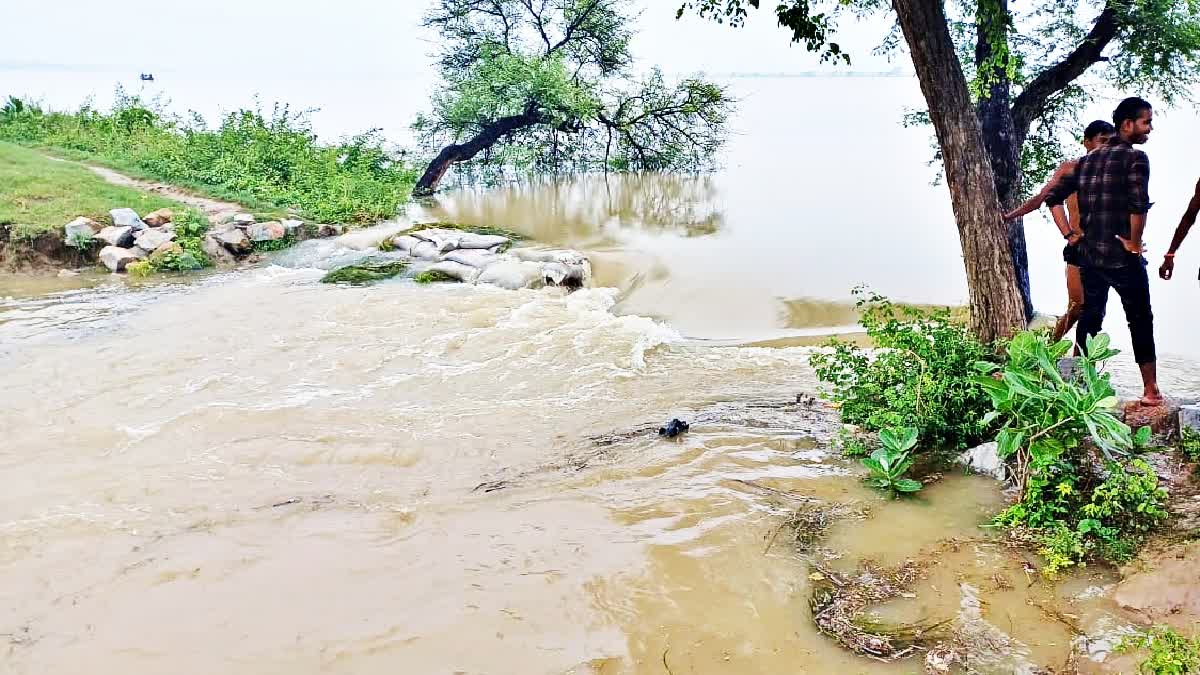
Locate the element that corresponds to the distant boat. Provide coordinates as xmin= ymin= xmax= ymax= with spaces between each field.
xmin=139 ymin=73 xmax=154 ymax=82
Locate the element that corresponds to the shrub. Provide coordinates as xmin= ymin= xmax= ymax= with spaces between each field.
xmin=1181 ymin=426 xmax=1200 ymax=463
xmin=1119 ymin=626 xmax=1200 ymax=674
xmin=0 ymin=91 xmax=417 ymax=224
xmin=861 ymin=427 xmax=923 ymax=496
xmin=979 ymin=332 xmax=1164 ymax=574
xmin=809 ymin=289 xmax=998 ymax=450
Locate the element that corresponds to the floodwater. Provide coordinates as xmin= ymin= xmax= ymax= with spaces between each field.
xmin=3 ymin=176 xmax=1197 ymax=674
xmin=5 ymin=74 xmax=1200 ymax=673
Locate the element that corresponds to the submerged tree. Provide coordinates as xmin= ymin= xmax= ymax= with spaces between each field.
xmin=681 ymin=0 xmax=1200 ymax=341
xmin=412 ymin=0 xmax=735 ymax=196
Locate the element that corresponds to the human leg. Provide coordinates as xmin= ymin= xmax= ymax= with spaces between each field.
xmin=1111 ymin=260 xmax=1162 ymax=404
xmin=1053 ymin=264 xmax=1085 ymax=345
xmin=1075 ymin=264 xmax=1110 ymax=356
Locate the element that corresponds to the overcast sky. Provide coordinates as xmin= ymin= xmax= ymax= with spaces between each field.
xmin=0 ymin=0 xmax=901 ymax=75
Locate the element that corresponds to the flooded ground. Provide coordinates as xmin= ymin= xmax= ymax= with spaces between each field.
xmin=4 ymin=175 xmax=1197 ymax=673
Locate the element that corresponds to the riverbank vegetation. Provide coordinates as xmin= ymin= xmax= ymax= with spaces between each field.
xmin=810 ymin=289 xmax=996 ymax=450
xmin=812 ymin=292 xmax=1171 ymax=577
xmin=0 ymin=140 xmax=182 ymax=240
xmin=0 ymin=93 xmax=417 ymax=224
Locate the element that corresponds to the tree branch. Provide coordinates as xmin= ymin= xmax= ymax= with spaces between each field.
xmin=1011 ymin=4 xmax=1120 ymax=134
xmin=550 ymin=0 xmax=604 ymax=53
xmin=520 ymin=0 xmax=554 ymax=51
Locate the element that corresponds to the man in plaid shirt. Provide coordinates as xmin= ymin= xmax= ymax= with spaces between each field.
xmin=1045 ymin=97 xmax=1162 ymax=405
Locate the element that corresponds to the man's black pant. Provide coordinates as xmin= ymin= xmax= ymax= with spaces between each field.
xmin=1076 ymin=258 xmax=1157 ymax=364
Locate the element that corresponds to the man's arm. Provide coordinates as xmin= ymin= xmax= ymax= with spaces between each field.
xmin=1160 ymin=177 xmax=1200 ymax=280
xmin=1003 ymin=161 xmax=1073 ymax=221
xmin=1117 ymin=150 xmax=1151 ymax=254
xmin=1045 ymin=165 xmax=1081 ymax=241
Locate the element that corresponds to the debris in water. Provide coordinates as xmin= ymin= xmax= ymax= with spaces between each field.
xmin=658 ymin=418 xmax=690 ymax=438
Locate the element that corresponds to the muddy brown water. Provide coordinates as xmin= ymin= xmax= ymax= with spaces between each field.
xmin=3 ymin=176 xmax=1199 ymax=674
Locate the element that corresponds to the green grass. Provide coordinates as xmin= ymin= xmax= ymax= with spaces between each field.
xmin=413 ymin=269 xmax=459 ymax=284
xmin=0 ymin=94 xmax=419 ymax=224
xmin=0 ymin=141 xmax=183 ymax=240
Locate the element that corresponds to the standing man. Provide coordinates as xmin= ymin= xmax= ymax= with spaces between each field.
xmin=1045 ymin=97 xmax=1163 ymax=405
xmin=1004 ymin=120 xmax=1115 ymax=342
xmin=1159 ymin=177 xmax=1200 ymax=280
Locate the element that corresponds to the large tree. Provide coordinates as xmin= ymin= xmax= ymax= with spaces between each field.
xmin=682 ymin=0 xmax=1200 ymax=340
xmin=412 ymin=0 xmax=735 ymax=196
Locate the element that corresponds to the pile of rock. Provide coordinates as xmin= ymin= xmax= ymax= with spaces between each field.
xmin=63 ymin=207 xmax=184 ymax=272
xmin=390 ymin=227 xmax=590 ymax=291
xmin=65 ymin=207 xmax=345 ymax=273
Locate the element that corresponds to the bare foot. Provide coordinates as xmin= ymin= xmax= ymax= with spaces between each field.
xmin=1139 ymin=394 xmax=1166 ymax=407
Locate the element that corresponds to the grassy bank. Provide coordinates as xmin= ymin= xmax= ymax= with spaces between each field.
xmin=0 ymin=141 xmax=183 ymax=239
xmin=0 ymin=93 xmax=418 ymax=224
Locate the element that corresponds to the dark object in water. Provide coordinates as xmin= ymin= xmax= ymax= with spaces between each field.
xmin=658 ymin=418 xmax=690 ymax=438
xmin=140 ymin=73 xmax=154 ymax=81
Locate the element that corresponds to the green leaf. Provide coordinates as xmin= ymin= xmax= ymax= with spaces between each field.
xmin=972 ymin=360 xmax=999 ymax=374
xmin=997 ymin=428 xmax=1025 ymax=458
xmin=880 ymin=427 xmax=918 ymax=453
xmin=893 ymin=479 xmax=923 ymax=493
xmin=1134 ymin=425 xmax=1153 ymax=447
xmin=1095 ymin=396 xmax=1120 ymax=410
xmin=1086 ymin=333 xmax=1112 ymax=359
xmin=981 ymin=410 xmax=1001 ymax=427
xmin=861 ymin=457 xmax=886 ymax=476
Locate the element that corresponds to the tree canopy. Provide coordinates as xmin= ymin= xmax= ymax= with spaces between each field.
xmin=683 ymin=0 xmax=1200 ymax=189
xmin=412 ymin=0 xmax=735 ymax=195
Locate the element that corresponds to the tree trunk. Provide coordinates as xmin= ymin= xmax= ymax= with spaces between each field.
xmin=893 ymin=0 xmax=1025 ymax=343
xmin=413 ymin=107 xmax=546 ymax=197
xmin=974 ymin=0 xmax=1034 ymax=322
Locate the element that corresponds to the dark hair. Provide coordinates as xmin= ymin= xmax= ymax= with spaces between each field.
xmin=1113 ymin=97 xmax=1153 ymax=128
xmin=1083 ymin=120 xmax=1115 ymax=140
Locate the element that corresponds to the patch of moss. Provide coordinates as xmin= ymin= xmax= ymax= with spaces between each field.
xmin=321 ymin=260 xmax=408 ymax=285
xmin=413 ymin=269 xmax=459 ymax=284
xmin=126 ymin=260 xmax=152 ymax=277
xmin=252 ymin=236 xmax=297 ymax=253
xmin=417 ymin=221 xmax=527 ymax=241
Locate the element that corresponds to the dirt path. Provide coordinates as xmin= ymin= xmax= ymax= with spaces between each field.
xmin=39 ymin=153 xmax=248 ymax=224
xmin=81 ymin=164 xmax=245 ymax=224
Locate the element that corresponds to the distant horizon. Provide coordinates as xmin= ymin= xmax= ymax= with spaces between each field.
xmin=0 ymin=60 xmax=913 ymax=79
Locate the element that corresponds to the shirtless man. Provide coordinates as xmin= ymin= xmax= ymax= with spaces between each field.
xmin=1003 ymin=120 xmax=1115 ymax=342
xmin=1159 ymin=177 xmax=1200 ymax=281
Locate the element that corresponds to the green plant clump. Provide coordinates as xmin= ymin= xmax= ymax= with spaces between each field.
xmin=418 ymin=221 xmax=526 ymax=241
xmin=413 ymin=269 xmax=459 ymax=284
xmin=809 ymin=288 xmax=998 ymax=450
xmin=0 ymin=92 xmax=417 ymax=224
xmin=321 ymin=260 xmax=409 ymax=285
xmin=978 ymin=332 xmax=1164 ymax=576
xmin=861 ymin=427 xmax=923 ymax=496
xmin=252 ymin=236 xmax=297 ymax=253
xmin=1119 ymin=625 xmax=1200 ymax=674
xmin=1181 ymin=426 xmax=1200 ymax=463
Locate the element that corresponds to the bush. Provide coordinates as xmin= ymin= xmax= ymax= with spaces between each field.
xmin=0 ymin=90 xmax=417 ymax=224
xmin=861 ymin=427 xmax=923 ymax=496
xmin=1119 ymin=626 xmax=1200 ymax=674
xmin=1181 ymin=426 xmax=1200 ymax=463
xmin=980 ymin=332 xmax=1164 ymax=575
xmin=809 ymin=289 xmax=998 ymax=450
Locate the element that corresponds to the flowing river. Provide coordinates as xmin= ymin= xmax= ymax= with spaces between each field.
xmin=3 ymin=173 xmax=1200 ymax=674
